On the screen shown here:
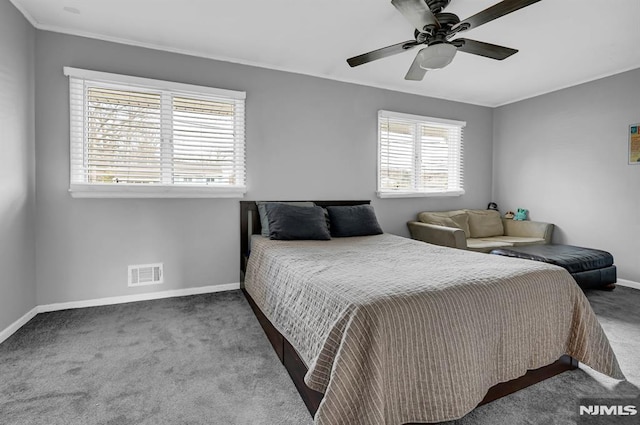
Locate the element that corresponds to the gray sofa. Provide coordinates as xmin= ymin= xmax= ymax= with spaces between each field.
xmin=407 ymin=209 xmax=554 ymax=253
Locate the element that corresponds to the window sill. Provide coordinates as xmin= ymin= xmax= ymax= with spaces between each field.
xmin=377 ymin=190 xmax=464 ymax=199
xmin=69 ymin=184 xmax=246 ymax=199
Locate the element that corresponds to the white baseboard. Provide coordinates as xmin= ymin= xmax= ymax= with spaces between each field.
xmin=617 ymin=279 xmax=640 ymax=290
xmin=0 ymin=282 xmax=240 ymax=345
xmin=0 ymin=306 xmax=39 ymax=346
xmin=38 ymin=282 xmax=241 ymax=313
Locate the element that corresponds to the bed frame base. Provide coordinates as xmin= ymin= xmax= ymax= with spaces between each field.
xmin=243 ymin=289 xmax=324 ymax=413
xmin=242 ymin=289 xmax=578 ymax=419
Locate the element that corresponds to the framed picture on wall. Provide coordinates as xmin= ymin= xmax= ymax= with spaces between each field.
xmin=630 ymin=124 xmax=640 ymax=164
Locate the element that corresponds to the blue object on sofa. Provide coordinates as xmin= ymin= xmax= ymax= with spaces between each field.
xmin=514 ymin=208 xmax=528 ymax=221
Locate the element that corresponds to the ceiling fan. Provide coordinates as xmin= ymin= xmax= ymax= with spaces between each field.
xmin=347 ymin=0 xmax=541 ymax=81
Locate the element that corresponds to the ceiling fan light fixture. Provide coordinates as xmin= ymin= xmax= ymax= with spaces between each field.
xmin=419 ymin=43 xmax=458 ymax=70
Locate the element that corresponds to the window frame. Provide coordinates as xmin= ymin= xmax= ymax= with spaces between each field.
xmin=64 ymin=67 xmax=247 ymax=199
xmin=377 ymin=110 xmax=466 ymax=199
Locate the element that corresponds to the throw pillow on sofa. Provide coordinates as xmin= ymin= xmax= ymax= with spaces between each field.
xmin=466 ymin=209 xmax=504 ymax=238
xmin=417 ymin=211 xmax=470 ymax=238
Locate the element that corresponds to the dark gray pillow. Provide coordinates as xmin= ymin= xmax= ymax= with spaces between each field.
xmin=256 ymin=201 xmax=314 ymax=237
xmin=327 ymin=205 xmax=383 ymax=237
xmin=265 ymin=203 xmax=331 ymax=240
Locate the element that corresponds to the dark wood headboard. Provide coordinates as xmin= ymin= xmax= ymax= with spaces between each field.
xmin=239 ymin=200 xmax=370 ymax=280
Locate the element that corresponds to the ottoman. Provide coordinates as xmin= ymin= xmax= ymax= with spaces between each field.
xmin=490 ymin=244 xmax=617 ymax=290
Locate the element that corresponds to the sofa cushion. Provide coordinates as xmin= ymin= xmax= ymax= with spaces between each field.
xmin=466 ymin=210 xmax=504 ymax=238
xmin=418 ymin=211 xmax=470 ymax=238
xmin=483 ymin=236 xmax=545 ymax=246
xmin=466 ymin=238 xmax=513 ymax=253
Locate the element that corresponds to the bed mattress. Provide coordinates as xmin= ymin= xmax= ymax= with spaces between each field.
xmin=244 ymin=234 xmax=623 ymax=425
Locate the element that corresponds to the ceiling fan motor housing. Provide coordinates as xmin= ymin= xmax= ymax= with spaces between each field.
xmin=434 ymin=12 xmax=460 ymax=27
xmin=426 ymin=0 xmax=451 ymax=13
xmin=415 ymin=12 xmax=460 ymax=44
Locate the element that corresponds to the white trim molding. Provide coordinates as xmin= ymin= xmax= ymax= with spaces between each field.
xmin=0 ymin=307 xmax=39 ymax=346
xmin=0 ymin=283 xmax=240 ymax=345
xmin=378 ymin=110 xmax=466 ymax=127
xmin=617 ymin=279 xmax=640 ymax=290
xmin=69 ymin=184 xmax=246 ymax=199
xmin=377 ymin=190 xmax=464 ymax=199
xmin=38 ymin=282 xmax=240 ymax=312
xmin=63 ymin=67 xmax=246 ymax=99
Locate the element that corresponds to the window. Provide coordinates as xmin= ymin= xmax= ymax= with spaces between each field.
xmin=64 ymin=67 xmax=246 ymax=198
xmin=377 ymin=110 xmax=465 ymax=198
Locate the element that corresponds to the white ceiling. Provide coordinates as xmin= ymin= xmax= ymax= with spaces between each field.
xmin=11 ymin=0 xmax=640 ymax=107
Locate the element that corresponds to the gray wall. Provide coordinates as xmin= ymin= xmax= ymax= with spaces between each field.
xmin=35 ymin=31 xmax=494 ymax=305
xmin=0 ymin=1 xmax=36 ymax=330
xmin=493 ymin=68 xmax=640 ymax=282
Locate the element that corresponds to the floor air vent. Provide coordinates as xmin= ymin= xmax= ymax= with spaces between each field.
xmin=128 ymin=263 xmax=163 ymax=287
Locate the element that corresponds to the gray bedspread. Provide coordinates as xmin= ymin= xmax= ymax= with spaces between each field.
xmin=244 ymin=234 xmax=623 ymax=425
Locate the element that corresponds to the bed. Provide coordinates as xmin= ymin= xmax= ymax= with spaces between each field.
xmin=239 ymin=200 xmax=623 ymax=425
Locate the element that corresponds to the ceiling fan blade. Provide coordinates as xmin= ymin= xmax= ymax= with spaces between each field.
xmin=457 ymin=0 xmax=541 ymax=32
xmin=391 ymin=0 xmax=440 ymax=32
xmin=455 ymin=38 xmax=518 ymax=60
xmin=405 ymin=48 xmax=428 ymax=81
xmin=347 ymin=40 xmax=417 ymax=67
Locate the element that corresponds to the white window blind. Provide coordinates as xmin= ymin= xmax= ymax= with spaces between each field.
xmin=65 ymin=67 xmax=246 ymax=198
xmin=377 ymin=110 xmax=465 ymax=198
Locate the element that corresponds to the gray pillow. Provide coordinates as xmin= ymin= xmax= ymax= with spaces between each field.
xmin=326 ymin=205 xmax=383 ymax=237
xmin=256 ymin=201 xmax=314 ymax=237
xmin=265 ymin=203 xmax=331 ymax=240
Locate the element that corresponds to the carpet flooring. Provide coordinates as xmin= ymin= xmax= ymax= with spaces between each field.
xmin=0 ymin=286 xmax=638 ymax=425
